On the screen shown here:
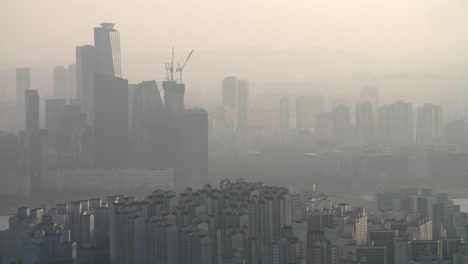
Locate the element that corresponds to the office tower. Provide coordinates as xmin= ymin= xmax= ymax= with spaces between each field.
xmin=378 ymin=101 xmax=414 ymax=146
xmin=45 ymin=99 xmax=66 ymax=153
xmin=332 ymin=104 xmax=351 ymax=146
xmin=163 ymin=80 xmax=185 ymax=115
xmin=176 ymin=109 xmax=209 ymax=189
xmin=237 ymin=79 xmax=249 ymax=134
xmin=25 ymin=90 xmax=42 ymax=187
xmin=410 ymin=240 xmax=442 ymax=261
xmin=60 ymin=104 xmax=89 ymax=168
xmin=223 ymin=76 xmax=238 ymax=109
xmin=368 ymin=230 xmax=397 ymax=264
xmin=76 ymin=45 xmax=96 ymax=124
xmin=16 ymin=68 xmax=30 ymax=130
xmin=53 ymin=66 xmax=68 ymax=100
xmin=445 ymin=120 xmax=465 ymax=146
xmin=93 ymin=73 xmax=128 ymax=168
xmin=355 ymin=101 xmax=375 ymax=145
xmin=279 ymin=97 xmax=290 ymax=133
xmin=416 ymin=104 xmax=443 ymax=145
xmin=360 ymin=85 xmax=379 ymax=109
xmin=67 ymin=64 xmax=76 ymax=100
xmin=94 ymin=23 xmax=121 ymax=77
xmin=129 ymin=80 xmax=166 ymax=169
xmin=355 ymin=247 xmax=387 ymax=264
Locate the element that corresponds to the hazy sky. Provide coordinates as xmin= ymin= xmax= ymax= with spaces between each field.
xmin=1 ymin=0 xmax=468 ymax=63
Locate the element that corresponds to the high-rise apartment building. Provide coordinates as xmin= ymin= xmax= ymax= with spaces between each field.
xmin=356 ymin=101 xmax=375 ymax=145
xmin=332 ymin=104 xmax=351 ymax=146
xmin=237 ymin=79 xmax=249 ymax=134
xmin=378 ymin=101 xmax=414 ymax=146
xmin=92 ymin=73 xmax=129 ymax=168
xmin=94 ymin=23 xmax=121 ymax=77
xmin=279 ymin=96 xmax=290 ymax=133
xmin=416 ymin=104 xmax=443 ymax=145
xmin=296 ymin=96 xmax=324 ymax=130
xmin=25 ymin=90 xmax=42 ymax=187
xmin=296 ymin=96 xmax=312 ymax=130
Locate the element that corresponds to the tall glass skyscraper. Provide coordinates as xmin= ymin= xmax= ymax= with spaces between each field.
xmin=94 ymin=23 xmax=121 ymax=77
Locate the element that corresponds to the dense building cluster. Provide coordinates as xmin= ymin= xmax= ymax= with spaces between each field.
xmin=0 ymin=23 xmax=208 ymax=195
xmin=1 ymin=180 xmax=467 ymax=263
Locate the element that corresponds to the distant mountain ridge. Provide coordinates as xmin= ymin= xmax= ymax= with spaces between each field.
xmin=1 ymin=47 xmax=467 ymax=103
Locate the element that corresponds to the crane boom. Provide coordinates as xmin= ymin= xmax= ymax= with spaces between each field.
xmin=176 ymin=50 xmax=195 ymax=83
xmin=180 ymin=50 xmax=194 ymax=70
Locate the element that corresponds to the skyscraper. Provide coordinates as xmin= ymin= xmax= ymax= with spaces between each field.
xmin=130 ymin=80 xmax=166 ymax=169
xmin=76 ymin=45 xmax=96 ymax=124
xmin=93 ymin=73 xmax=128 ymax=168
xmin=279 ymin=97 xmax=290 ymax=133
xmin=53 ymin=66 xmax=68 ymax=100
xmin=67 ymin=64 xmax=76 ymax=101
xmin=94 ymin=23 xmax=121 ymax=77
xmin=176 ymin=109 xmax=209 ymax=189
xmin=16 ymin=68 xmax=30 ymax=130
xmin=237 ymin=79 xmax=249 ymax=134
xmin=60 ymin=104 xmax=89 ymax=168
xmin=223 ymin=76 xmax=238 ymax=109
xmin=25 ymin=90 xmax=42 ymax=187
xmin=162 ymin=81 xmax=185 ymax=115
xmin=45 ymin=99 xmax=66 ymax=153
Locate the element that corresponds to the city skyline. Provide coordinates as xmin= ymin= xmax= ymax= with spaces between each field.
xmin=1 ymin=2 xmax=468 ymax=263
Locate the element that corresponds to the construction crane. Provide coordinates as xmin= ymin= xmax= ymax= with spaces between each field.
xmin=164 ymin=62 xmax=170 ymax=80
xmin=176 ymin=50 xmax=194 ymax=83
xmin=169 ymin=47 xmax=175 ymax=81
